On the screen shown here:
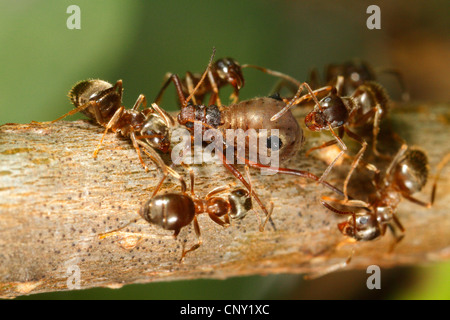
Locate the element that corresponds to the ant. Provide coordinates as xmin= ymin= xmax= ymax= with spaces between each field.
xmin=154 ymin=56 xmax=304 ymax=107
xmin=140 ymin=165 xmax=265 ymax=261
xmin=36 ymin=78 xmax=187 ymax=182
xmin=321 ymin=144 xmax=449 ymax=251
xmin=271 ymin=77 xmax=392 ymax=201
xmin=307 ymin=60 xmax=410 ymax=101
xmin=100 ymin=164 xmax=263 ymax=262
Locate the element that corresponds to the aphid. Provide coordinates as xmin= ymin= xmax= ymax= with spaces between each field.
xmin=154 ymin=56 xmax=304 ymax=107
xmin=271 ymin=79 xmax=392 ymax=200
xmin=40 ymin=78 xmax=183 ymax=181
xmin=309 ymin=60 xmax=409 ymax=101
xmin=321 ymin=144 xmax=449 ymax=250
xmin=139 ymin=167 xmax=258 ymax=261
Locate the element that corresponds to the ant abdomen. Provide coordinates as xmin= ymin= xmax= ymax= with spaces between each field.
xmin=140 ymin=194 xmax=196 ymax=234
xmin=392 ymin=148 xmax=429 ymax=195
xmin=68 ymin=79 xmax=122 ymax=124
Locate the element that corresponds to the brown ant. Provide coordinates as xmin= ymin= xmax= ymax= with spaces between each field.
xmin=271 ymin=78 xmax=392 ymax=201
xmin=308 ymin=60 xmax=409 ymax=101
xmin=154 ymin=56 xmax=304 ymax=107
xmin=36 ymin=78 xmax=189 ymax=182
xmin=139 ymin=166 xmax=263 ymax=261
xmin=321 ymin=144 xmax=449 ymax=250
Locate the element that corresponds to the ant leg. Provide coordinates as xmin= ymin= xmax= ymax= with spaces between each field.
xmin=180 ymin=216 xmax=202 ymax=262
xmin=154 ymin=72 xmax=176 ymax=105
xmin=98 ymin=218 xmax=139 ymax=240
xmin=207 ymin=70 xmax=222 ymax=106
xmin=342 ymin=128 xmax=367 ymax=201
xmin=241 ymin=64 xmax=302 ymax=88
xmin=92 ymin=106 xmax=124 ymax=159
xmin=130 ymin=132 xmax=149 ymax=172
xmin=207 ymin=212 xmax=230 ymax=227
xmin=132 ymin=94 xmax=147 ymax=111
xmin=183 ymin=48 xmax=216 ymax=107
xmin=320 ymin=200 xmax=358 ymax=230
xmin=386 ymin=220 xmax=405 ymax=253
xmin=217 ymin=151 xmax=268 ymax=231
xmin=270 ymin=83 xmax=332 ymax=121
xmin=383 ymin=144 xmax=408 ymax=183
xmin=321 ymin=196 xmax=370 ymax=209
xmin=261 ymin=201 xmax=275 ymax=232
xmin=185 ymin=71 xmax=199 ymax=105
xmin=305 ymin=139 xmax=338 ymax=157
xmin=151 ymin=102 xmax=176 ymax=128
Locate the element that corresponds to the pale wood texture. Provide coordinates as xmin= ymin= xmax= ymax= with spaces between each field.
xmin=0 ymin=103 xmax=449 ymax=298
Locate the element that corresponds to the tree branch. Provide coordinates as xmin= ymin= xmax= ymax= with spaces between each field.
xmin=0 ymin=103 xmax=449 ymax=298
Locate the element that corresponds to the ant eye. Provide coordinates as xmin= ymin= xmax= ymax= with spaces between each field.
xmin=359 ymin=216 xmax=368 ymax=225
xmin=267 ymin=136 xmax=283 ymax=151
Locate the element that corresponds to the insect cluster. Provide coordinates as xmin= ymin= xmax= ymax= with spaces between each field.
xmin=44 ymin=48 xmax=448 ymax=268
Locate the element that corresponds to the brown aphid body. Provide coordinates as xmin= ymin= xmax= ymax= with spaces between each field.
xmin=178 ymin=96 xmax=304 ymax=163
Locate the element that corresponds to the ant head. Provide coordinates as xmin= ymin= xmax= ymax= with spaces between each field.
xmin=304 ymin=88 xmax=349 ymax=131
xmin=214 ymin=58 xmax=245 ymax=90
xmin=338 ymin=213 xmax=380 ymax=241
xmin=392 ymin=148 xmax=429 ymax=195
xmin=228 ymin=188 xmax=252 ymax=220
xmin=141 ymin=113 xmax=171 ymax=153
xmin=68 ymin=79 xmax=122 ymax=120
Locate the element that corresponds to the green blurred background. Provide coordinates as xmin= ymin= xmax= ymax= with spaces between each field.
xmin=1 ymin=0 xmax=449 ymax=299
